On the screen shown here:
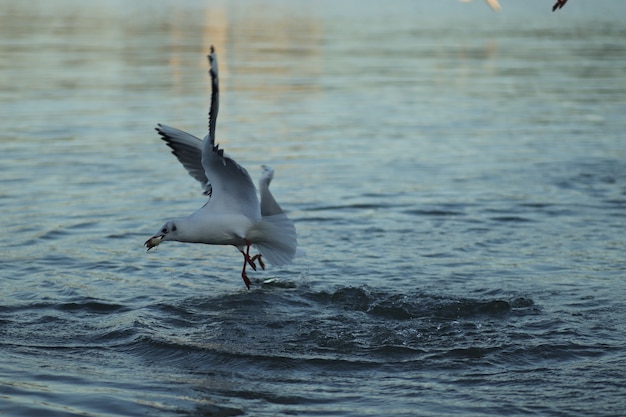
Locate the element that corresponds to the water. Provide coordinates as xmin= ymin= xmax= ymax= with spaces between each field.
xmin=1 ymin=1 xmax=625 ymax=416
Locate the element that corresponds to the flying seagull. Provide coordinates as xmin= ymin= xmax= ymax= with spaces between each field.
xmin=145 ymin=46 xmax=297 ymax=289
xmin=552 ymin=0 xmax=568 ymax=11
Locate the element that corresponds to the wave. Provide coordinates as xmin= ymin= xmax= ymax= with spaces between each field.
xmin=3 ymin=282 xmax=612 ymax=374
xmin=310 ymin=286 xmax=530 ymax=320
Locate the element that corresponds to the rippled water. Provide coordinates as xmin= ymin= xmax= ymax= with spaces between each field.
xmin=1 ymin=1 xmax=625 ymax=416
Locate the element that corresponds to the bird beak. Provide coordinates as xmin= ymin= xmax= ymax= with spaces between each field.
xmin=144 ymin=234 xmax=164 ymax=251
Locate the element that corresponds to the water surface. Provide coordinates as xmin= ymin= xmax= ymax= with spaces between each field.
xmin=1 ymin=1 xmax=625 ymax=416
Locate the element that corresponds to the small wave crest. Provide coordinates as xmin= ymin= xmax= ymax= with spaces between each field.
xmin=311 ymin=286 xmax=529 ymax=320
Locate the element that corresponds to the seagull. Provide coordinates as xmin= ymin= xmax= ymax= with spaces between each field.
xmin=552 ymin=0 xmax=568 ymax=11
xmin=144 ymin=46 xmax=297 ymax=289
xmin=458 ymin=0 xmax=501 ymax=12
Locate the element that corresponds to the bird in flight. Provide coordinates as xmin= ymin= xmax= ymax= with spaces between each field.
xmin=145 ymin=46 xmax=298 ymax=289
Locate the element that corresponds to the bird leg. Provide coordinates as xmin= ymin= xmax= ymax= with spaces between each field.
xmin=250 ymin=254 xmax=265 ymax=270
xmin=237 ymin=241 xmax=267 ymax=289
xmin=239 ymin=252 xmax=252 ymax=290
xmin=244 ymin=239 xmax=257 ymax=271
xmin=239 ymin=239 xmax=256 ymax=290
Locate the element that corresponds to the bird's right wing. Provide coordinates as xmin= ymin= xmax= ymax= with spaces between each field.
xmin=155 ymin=124 xmax=212 ymax=196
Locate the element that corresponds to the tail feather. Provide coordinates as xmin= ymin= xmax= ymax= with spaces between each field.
xmin=249 ymin=213 xmax=297 ymax=266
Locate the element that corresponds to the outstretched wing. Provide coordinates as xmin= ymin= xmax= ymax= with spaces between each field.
xmin=258 ymin=165 xmax=284 ymax=217
xmin=253 ymin=165 xmax=297 ymax=265
xmin=201 ymin=46 xmax=261 ymax=221
xmin=155 ymin=124 xmax=211 ymax=196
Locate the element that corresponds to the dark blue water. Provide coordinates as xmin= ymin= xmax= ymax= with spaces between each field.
xmin=1 ymin=1 xmax=625 ymax=416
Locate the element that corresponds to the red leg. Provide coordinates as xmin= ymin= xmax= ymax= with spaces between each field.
xmin=239 ymin=251 xmax=252 ymax=289
xmin=250 ymin=254 xmax=265 ymax=270
xmin=239 ymin=239 xmax=255 ymax=289
xmin=244 ymin=239 xmax=257 ymax=270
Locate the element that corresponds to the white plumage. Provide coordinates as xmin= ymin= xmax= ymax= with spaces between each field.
xmin=145 ymin=46 xmax=297 ymax=289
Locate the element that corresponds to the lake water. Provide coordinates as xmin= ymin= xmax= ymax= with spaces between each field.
xmin=1 ymin=1 xmax=625 ymax=416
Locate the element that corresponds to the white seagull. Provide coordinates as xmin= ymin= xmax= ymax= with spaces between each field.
xmin=145 ymin=46 xmax=297 ymax=289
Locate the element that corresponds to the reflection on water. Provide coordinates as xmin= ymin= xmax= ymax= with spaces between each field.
xmin=1 ymin=1 xmax=625 ymax=416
